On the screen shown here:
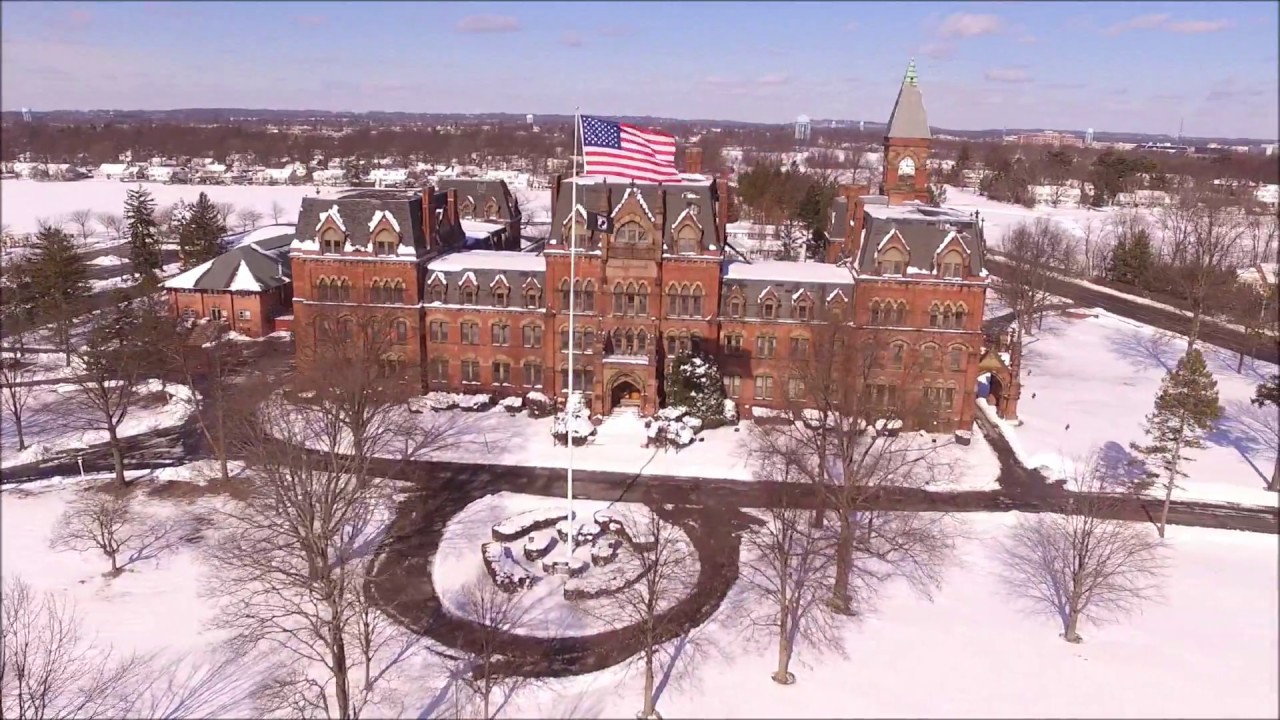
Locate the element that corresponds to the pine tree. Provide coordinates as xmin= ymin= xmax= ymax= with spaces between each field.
xmin=26 ymin=225 xmax=92 ymax=365
xmin=1130 ymin=347 xmax=1223 ymax=537
xmin=177 ymin=192 xmax=229 ymax=268
xmin=1106 ymin=230 xmax=1154 ymax=286
xmin=1252 ymin=374 xmax=1280 ymax=491
xmin=124 ymin=185 xmax=162 ymax=282
xmin=664 ymin=350 xmax=728 ymax=424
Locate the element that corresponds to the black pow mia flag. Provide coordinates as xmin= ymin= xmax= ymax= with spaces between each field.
xmin=585 ymin=211 xmax=614 ymax=234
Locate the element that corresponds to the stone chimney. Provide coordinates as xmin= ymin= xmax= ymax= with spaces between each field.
xmin=421 ymin=186 xmax=435 ymax=248
xmin=685 ymin=147 xmax=704 ymax=175
xmin=715 ymin=177 xmax=730 ymax=246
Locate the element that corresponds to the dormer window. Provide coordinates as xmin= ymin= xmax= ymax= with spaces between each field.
xmin=461 ymin=286 xmax=476 ymax=305
xmin=372 ymin=228 xmax=398 ymax=257
xmin=320 ymin=226 xmax=343 ymax=255
xmin=761 ymin=299 xmax=777 ymax=319
xmin=676 ymin=224 xmax=700 ymax=255
xmin=524 ymin=287 xmax=541 ymax=308
xmin=483 ymin=198 xmax=500 ymax=220
xmin=939 ymin=250 xmax=965 ymax=278
xmin=493 ymin=287 xmax=508 ymax=308
xmin=879 ymin=246 xmax=907 ymax=275
xmin=616 ymin=221 xmax=648 ymax=246
xmin=728 ymin=296 xmax=742 ymax=318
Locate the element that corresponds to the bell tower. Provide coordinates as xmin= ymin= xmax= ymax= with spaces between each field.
xmin=882 ymin=59 xmax=932 ymax=205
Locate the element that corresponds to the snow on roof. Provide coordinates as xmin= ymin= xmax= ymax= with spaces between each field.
xmin=723 ymin=260 xmax=855 ymax=284
xmin=461 ymin=219 xmax=506 ymax=238
xmin=427 ymin=250 xmax=546 ymax=273
xmin=428 ymin=270 xmax=446 ymax=285
xmin=161 ymin=260 xmax=213 ymax=290
xmin=670 ymin=206 xmax=703 ymax=230
xmin=612 ymin=186 xmax=654 ymax=221
xmin=232 ymin=224 xmax=296 ymax=248
xmin=367 ymin=209 xmax=401 ymax=233
xmin=460 ymin=271 xmax=477 ymax=286
xmin=877 ymin=228 xmax=903 ymax=252
xmin=933 ymin=230 xmax=970 ymax=258
xmin=490 ymin=273 xmax=509 ymax=288
xmin=827 ymin=288 xmax=848 ymax=302
xmin=227 ymin=260 xmax=263 ymax=292
xmin=315 ymin=205 xmax=345 ymax=232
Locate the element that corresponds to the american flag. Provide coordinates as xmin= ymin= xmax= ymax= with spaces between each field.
xmin=580 ymin=115 xmax=681 ymax=183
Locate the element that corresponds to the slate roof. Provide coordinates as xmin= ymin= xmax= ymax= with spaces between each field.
xmin=298 ymin=191 xmax=427 ymax=251
xmin=885 ymin=59 xmax=931 ymax=140
xmin=548 ymin=176 xmax=721 ymax=251
xmin=855 ymin=203 xmax=985 ymax=276
xmin=434 ymin=178 xmax=521 ymax=222
xmin=162 ymin=234 xmax=293 ymax=291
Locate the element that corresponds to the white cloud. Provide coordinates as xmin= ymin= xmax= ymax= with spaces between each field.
xmin=938 ymin=13 xmax=1004 ymax=38
xmin=1104 ymin=14 xmax=1232 ymax=36
xmin=757 ymin=72 xmax=790 ymax=86
xmin=455 ymin=14 xmax=520 ymax=34
xmin=559 ymin=32 xmax=583 ymax=48
xmin=1165 ymin=19 xmax=1233 ymax=34
xmin=985 ymin=67 xmax=1033 ymax=83
xmin=1104 ymin=13 xmax=1170 ymax=35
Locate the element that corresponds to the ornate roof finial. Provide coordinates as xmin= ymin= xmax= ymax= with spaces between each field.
xmin=904 ymin=58 xmax=918 ymax=87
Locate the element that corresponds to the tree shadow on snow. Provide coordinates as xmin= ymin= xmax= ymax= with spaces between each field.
xmin=1108 ymin=327 xmax=1181 ymax=374
xmin=1207 ymin=399 xmax=1278 ymax=487
xmin=1095 ymin=440 xmax=1151 ymax=493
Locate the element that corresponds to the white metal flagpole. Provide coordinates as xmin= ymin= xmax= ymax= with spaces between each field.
xmin=566 ymin=108 xmax=582 ymax=558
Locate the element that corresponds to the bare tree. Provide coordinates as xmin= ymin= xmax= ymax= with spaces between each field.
xmin=1155 ymin=193 xmax=1244 ymax=351
xmin=95 ymin=212 xmax=126 ymax=243
xmin=0 ymin=352 xmax=36 ymax=450
xmin=997 ymin=454 xmax=1166 ymax=643
xmin=236 ymin=207 xmax=264 ymax=232
xmin=49 ymin=491 xmax=144 ymax=574
xmin=67 ymin=208 xmax=96 ymax=244
xmin=64 ymin=303 xmax=152 ymax=486
xmin=738 ymin=472 xmax=841 ymax=685
xmin=754 ymin=323 xmax=956 ymax=616
xmin=451 ymin=580 xmax=536 ymax=720
xmin=997 ymin=217 xmax=1073 ymax=334
xmin=203 ymin=328 xmax=464 ymax=719
xmin=161 ymin=325 xmax=248 ymax=482
xmin=588 ymin=508 xmax=698 ymax=719
xmin=1 ymin=576 xmax=150 ymax=719
xmin=1075 ymin=216 xmax=1109 ymax=279
xmin=269 ymin=200 xmax=286 ymax=224
xmin=213 ymin=202 xmax=236 ymax=228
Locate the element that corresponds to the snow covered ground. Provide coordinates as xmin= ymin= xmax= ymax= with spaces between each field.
xmin=944 ymin=185 xmax=1124 ymax=250
xmin=980 ymin=300 xmax=1279 ymax=509
xmin=3 ymin=476 xmax=1275 ymax=718
xmin=398 ymin=402 xmax=1000 ymax=491
xmin=0 ymin=179 xmax=347 ymax=236
xmin=0 ymin=378 xmax=195 ymax=468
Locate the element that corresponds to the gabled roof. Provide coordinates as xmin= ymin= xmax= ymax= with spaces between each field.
xmin=886 ymin=59 xmax=931 ymax=140
xmin=162 ymin=234 xmax=293 ymax=292
xmin=548 ymin=177 xmax=721 ymax=251
xmin=434 ymin=178 xmax=522 ymax=221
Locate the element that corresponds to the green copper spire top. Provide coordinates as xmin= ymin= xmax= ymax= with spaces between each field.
xmin=904 ymin=58 xmax=918 ymax=87
xmin=886 ymin=58 xmax=930 ymax=139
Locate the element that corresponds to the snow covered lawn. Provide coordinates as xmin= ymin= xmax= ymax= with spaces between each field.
xmin=1 ymin=378 xmax=195 ymax=468
xmin=410 ymin=403 xmax=999 ymax=490
xmin=985 ymin=306 xmax=1279 ymax=508
xmin=0 ymin=178 xmax=345 ymax=235
xmin=4 ymin=477 xmax=1274 ymax=719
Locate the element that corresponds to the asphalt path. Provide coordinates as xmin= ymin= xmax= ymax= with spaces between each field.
xmin=987 ymin=257 xmax=1279 ymax=364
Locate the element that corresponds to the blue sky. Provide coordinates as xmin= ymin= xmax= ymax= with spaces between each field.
xmin=2 ymin=1 xmax=1277 ymax=139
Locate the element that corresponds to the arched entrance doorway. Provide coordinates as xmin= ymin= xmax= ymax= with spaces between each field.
xmin=987 ymin=373 xmax=1005 ymax=410
xmin=609 ymin=376 xmax=643 ymax=412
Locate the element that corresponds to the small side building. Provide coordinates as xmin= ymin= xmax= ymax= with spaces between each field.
xmin=161 ymin=233 xmax=295 ymax=337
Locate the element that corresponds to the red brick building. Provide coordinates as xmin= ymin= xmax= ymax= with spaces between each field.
xmin=168 ymin=62 xmax=1004 ymax=431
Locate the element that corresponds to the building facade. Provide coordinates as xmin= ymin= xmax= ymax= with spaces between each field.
xmin=169 ymin=63 xmax=997 ymax=432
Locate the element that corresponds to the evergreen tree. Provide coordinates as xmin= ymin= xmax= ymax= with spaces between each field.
xmin=1130 ymin=347 xmax=1223 ymax=537
xmin=1106 ymin=230 xmax=1154 ymax=286
xmin=664 ymin=350 xmax=728 ymax=423
xmin=1252 ymin=374 xmax=1280 ymax=491
xmin=177 ymin=192 xmax=229 ymax=268
xmin=124 ymin=185 xmax=162 ymax=282
xmin=26 ymin=225 xmax=92 ymax=365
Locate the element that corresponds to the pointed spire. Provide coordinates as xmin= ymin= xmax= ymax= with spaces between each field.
xmin=886 ymin=58 xmax=931 ymax=140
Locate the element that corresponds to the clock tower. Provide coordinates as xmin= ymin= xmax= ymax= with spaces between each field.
xmin=882 ymin=59 xmax=932 ymax=206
